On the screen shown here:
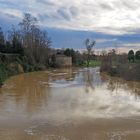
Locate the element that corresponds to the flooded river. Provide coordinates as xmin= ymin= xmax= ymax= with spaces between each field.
xmin=0 ymin=67 xmax=140 ymax=140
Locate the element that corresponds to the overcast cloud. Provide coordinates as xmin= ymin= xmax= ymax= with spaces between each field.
xmin=0 ymin=0 xmax=140 ymax=51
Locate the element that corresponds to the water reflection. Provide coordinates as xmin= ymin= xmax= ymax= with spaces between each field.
xmin=0 ymin=67 xmax=140 ymax=140
xmin=82 ymin=68 xmax=95 ymax=93
xmin=0 ymin=73 xmax=49 ymax=115
xmin=0 ymin=68 xmax=139 ymax=119
xmin=106 ymin=75 xmax=140 ymax=96
xmin=0 ymin=68 xmax=140 ymax=118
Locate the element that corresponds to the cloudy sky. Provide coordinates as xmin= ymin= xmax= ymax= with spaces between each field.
xmin=0 ymin=0 xmax=140 ymax=52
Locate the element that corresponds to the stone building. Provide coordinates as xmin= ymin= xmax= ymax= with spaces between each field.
xmin=55 ymin=55 xmax=72 ymax=67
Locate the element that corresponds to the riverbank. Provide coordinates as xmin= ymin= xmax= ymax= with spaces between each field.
xmin=0 ymin=56 xmax=47 ymax=86
xmin=0 ymin=62 xmax=24 ymax=86
xmin=100 ymin=62 xmax=140 ymax=82
xmin=1 ymin=57 xmax=139 ymax=87
xmin=0 ymin=57 xmax=102 ymax=86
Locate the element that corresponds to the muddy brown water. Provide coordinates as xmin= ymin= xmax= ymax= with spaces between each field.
xmin=0 ymin=67 xmax=140 ymax=140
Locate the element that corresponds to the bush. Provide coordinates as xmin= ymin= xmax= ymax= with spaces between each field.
xmin=0 ymin=44 xmax=24 ymax=55
xmin=109 ymin=66 xmax=118 ymax=76
xmin=100 ymin=61 xmax=140 ymax=81
xmin=135 ymin=51 xmax=140 ymax=60
xmin=0 ymin=64 xmax=7 ymax=86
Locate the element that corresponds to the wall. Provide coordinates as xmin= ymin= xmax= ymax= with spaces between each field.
xmin=56 ymin=55 xmax=72 ymax=67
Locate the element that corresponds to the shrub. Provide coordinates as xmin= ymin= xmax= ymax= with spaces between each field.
xmin=109 ymin=66 xmax=118 ymax=76
xmin=0 ymin=64 xmax=7 ymax=86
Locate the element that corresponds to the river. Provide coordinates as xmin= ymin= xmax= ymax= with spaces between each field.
xmin=0 ymin=67 xmax=140 ymax=140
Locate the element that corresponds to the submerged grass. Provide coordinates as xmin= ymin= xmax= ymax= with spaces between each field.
xmin=83 ymin=60 xmax=101 ymax=67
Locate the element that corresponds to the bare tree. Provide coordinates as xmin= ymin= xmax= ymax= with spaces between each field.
xmin=18 ymin=13 xmax=52 ymax=66
xmin=85 ymin=38 xmax=96 ymax=67
xmin=19 ymin=13 xmax=51 ymax=49
xmin=19 ymin=13 xmax=38 ymax=48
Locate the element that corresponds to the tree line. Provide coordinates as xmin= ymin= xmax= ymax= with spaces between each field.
xmin=128 ymin=50 xmax=140 ymax=62
xmin=0 ymin=13 xmax=51 ymax=53
xmin=0 ymin=13 xmax=90 ymax=68
xmin=0 ymin=13 xmax=53 ymax=70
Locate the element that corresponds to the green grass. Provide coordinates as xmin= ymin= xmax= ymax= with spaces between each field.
xmin=84 ymin=60 xmax=101 ymax=67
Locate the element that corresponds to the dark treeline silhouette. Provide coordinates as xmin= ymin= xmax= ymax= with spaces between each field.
xmin=128 ymin=50 xmax=140 ymax=62
xmin=0 ymin=26 xmax=23 ymax=54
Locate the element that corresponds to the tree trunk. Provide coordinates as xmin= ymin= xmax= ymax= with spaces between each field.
xmin=87 ymin=55 xmax=90 ymax=67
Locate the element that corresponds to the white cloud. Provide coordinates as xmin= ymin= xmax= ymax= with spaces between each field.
xmin=95 ymin=38 xmax=117 ymax=43
xmin=0 ymin=8 xmax=23 ymax=19
xmin=114 ymin=43 xmax=140 ymax=53
xmin=1 ymin=0 xmax=140 ymax=35
xmin=122 ymin=43 xmax=140 ymax=49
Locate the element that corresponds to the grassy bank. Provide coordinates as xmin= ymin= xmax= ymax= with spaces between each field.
xmin=0 ymin=54 xmax=44 ymax=86
xmin=82 ymin=60 xmax=101 ymax=67
xmin=0 ymin=62 xmax=45 ymax=87
xmin=0 ymin=61 xmax=24 ymax=86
